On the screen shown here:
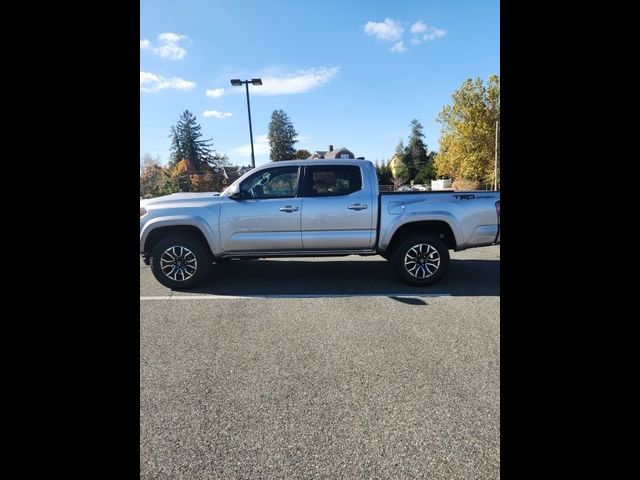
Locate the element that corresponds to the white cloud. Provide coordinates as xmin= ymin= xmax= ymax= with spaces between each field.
xmin=140 ymin=32 xmax=188 ymax=60
xmin=410 ymin=21 xmax=427 ymax=34
xmin=424 ymin=27 xmax=446 ymax=41
xmin=247 ymin=67 xmax=340 ymax=96
xmin=140 ymin=71 xmax=196 ymax=92
xmin=411 ymin=25 xmax=447 ymax=44
xmin=390 ymin=41 xmax=407 ymax=53
xmin=158 ymin=32 xmax=184 ymax=44
xmin=232 ymin=134 xmax=270 ymax=157
xmin=203 ymin=110 xmax=233 ymax=119
xmin=206 ymin=88 xmax=225 ymax=98
xmin=364 ymin=18 xmax=404 ymax=42
xmin=154 ymin=43 xmax=187 ymax=60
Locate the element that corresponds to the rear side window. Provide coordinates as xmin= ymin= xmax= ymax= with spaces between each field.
xmin=303 ymin=165 xmax=362 ymax=197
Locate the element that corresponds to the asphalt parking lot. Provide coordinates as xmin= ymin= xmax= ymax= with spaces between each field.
xmin=140 ymin=245 xmax=500 ymax=479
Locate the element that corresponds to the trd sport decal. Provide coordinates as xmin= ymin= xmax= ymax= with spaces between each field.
xmin=452 ymin=194 xmax=495 ymax=200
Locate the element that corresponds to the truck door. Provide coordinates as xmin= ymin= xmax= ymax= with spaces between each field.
xmin=300 ymin=164 xmax=374 ymax=250
xmin=219 ymin=166 xmax=302 ymax=252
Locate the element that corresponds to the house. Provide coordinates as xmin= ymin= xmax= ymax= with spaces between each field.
xmin=308 ymin=150 xmax=327 ymax=159
xmin=222 ymin=165 xmax=253 ymax=183
xmin=308 ymin=145 xmax=355 ymax=160
xmin=388 ymin=154 xmax=404 ymax=178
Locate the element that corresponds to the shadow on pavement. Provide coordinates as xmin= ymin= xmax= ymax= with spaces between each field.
xmin=389 ymin=296 xmax=428 ymax=305
xmin=181 ymin=258 xmax=499 ymax=297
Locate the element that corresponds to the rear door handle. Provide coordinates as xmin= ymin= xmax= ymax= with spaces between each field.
xmin=348 ymin=203 xmax=368 ymax=210
xmin=279 ymin=205 xmax=299 ymax=213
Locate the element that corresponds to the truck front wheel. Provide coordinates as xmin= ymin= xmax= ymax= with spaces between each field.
xmin=392 ymin=235 xmax=450 ymax=286
xmin=150 ymin=235 xmax=212 ymax=290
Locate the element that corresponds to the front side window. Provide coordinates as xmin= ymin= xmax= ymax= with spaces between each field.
xmin=303 ymin=165 xmax=363 ymax=197
xmin=239 ymin=166 xmax=299 ymax=199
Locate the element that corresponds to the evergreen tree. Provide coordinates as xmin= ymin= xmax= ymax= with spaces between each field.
xmin=268 ymin=110 xmax=298 ymax=161
xmin=375 ymin=160 xmax=393 ymax=185
xmin=169 ymin=110 xmax=221 ymax=171
xmin=405 ymin=119 xmax=429 ymax=181
xmin=414 ymin=151 xmax=438 ymax=184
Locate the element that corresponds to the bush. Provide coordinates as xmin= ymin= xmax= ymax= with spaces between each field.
xmin=452 ymin=179 xmax=481 ymax=191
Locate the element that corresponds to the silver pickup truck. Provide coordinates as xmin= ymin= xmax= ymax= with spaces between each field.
xmin=140 ymin=159 xmax=500 ymax=289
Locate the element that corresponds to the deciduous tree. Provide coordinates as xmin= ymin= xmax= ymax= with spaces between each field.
xmin=295 ymin=149 xmax=311 ymax=159
xmin=435 ymin=75 xmax=500 ymax=184
xmin=140 ymin=154 xmax=177 ymax=197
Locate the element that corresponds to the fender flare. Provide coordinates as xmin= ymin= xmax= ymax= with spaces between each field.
xmin=379 ymin=212 xmax=464 ymax=253
xmin=140 ymin=215 xmax=221 ymax=256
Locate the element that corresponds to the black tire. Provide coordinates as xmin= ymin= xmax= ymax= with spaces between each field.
xmin=150 ymin=235 xmax=212 ymax=290
xmin=392 ymin=235 xmax=450 ymax=286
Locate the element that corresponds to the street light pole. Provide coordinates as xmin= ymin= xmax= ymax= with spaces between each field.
xmin=231 ymin=78 xmax=262 ymax=168
xmin=244 ymin=82 xmax=256 ymax=169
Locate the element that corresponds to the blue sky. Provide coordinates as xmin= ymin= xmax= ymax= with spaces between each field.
xmin=140 ymin=0 xmax=499 ymax=167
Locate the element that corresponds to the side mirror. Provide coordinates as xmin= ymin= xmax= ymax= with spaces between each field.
xmin=227 ymin=184 xmax=242 ymax=200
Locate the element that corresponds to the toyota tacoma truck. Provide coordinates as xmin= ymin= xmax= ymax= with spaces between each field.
xmin=140 ymin=159 xmax=500 ymax=289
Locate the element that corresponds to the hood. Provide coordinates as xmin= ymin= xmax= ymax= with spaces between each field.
xmin=140 ymin=192 xmax=222 ymax=208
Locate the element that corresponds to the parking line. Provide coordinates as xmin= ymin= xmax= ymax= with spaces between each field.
xmin=140 ymin=293 xmax=451 ymax=300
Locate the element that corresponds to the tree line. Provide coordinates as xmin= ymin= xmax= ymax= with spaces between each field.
xmin=140 ymin=109 xmax=309 ymax=197
xmin=141 ymin=74 xmax=499 ymax=196
xmin=375 ymin=74 xmax=499 ymax=189
xmin=140 ymin=110 xmax=231 ymax=197
xmin=374 ymin=118 xmax=438 ymax=188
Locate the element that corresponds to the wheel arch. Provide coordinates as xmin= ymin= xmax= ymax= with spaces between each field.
xmin=384 ymin=220 xmax=457 ymax=258
xmin=141 ymin=216 xmax=220 ymax=257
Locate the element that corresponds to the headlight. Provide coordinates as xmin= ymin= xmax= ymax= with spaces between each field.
xmin=140 ymin=207 xmax=148 ymax=217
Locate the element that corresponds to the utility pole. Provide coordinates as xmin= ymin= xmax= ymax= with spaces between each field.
xmin=494 ymin=120 xmax=500 ymax=190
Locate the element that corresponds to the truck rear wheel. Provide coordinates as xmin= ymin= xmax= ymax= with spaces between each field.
xmin=392 ymin=235 xmax=450 ymax=286
xmin=150 ymin=235 xmax=212 ymax=290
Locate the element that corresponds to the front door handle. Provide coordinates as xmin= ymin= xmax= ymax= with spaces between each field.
xmin=348 ymin=203 xmax=368 ymax=210
xmin=279 ymin=205 xmax=300 ymax=213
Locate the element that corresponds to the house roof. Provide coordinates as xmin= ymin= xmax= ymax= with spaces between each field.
xmin=222 ymin=165 xmax=252 ymax=181
xmin=324 ymin=147 xmax=353 ymax=159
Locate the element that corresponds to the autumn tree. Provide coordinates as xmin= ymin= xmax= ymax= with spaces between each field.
xmin=391 ymin=155 xmax=409 ymax=189
xmin=190 ymin=172 xmax=227 ymax=193
xmin=268 ymin=110 xmax=298 ymax=161
xmin=390 ymin=140 xmax=411 ymax=181
xmin=140 ymin=154 xmax=177 ymax=197
xmin=435 ymin=75 xmax=500 ymax=184
xmin=170 ymin=159 xmax=196 ymax=192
